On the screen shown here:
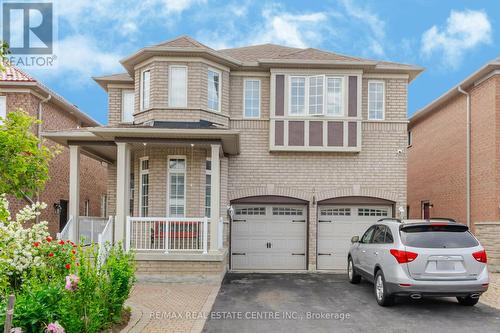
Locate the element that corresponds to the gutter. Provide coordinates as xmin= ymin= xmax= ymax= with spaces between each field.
xmin=457 ymin=86 xmax=471 ymax=228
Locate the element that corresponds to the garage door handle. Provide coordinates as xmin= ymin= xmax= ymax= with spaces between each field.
xmin=233 ymin=219 xmax=246 ymax=222
xmin=318 ymin=220 xmax=332 ymax=223
xmin=292 ymin=253 xmax=305 ymax=256
xmin=232 ymin=252 xmax=246 ymax=256
xmin=318 ymin=253 xmax=332 ymax=256
xmin=292 ymin=219 xmax=306 ymax=223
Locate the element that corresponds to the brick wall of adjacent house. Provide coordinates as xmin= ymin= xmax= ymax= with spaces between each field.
xmin=228 ymin=77 xmax=408 ymax=269
xmin=408 ymin=74 xmax=500 ymax=230
xmin=2 ymin=92 xmax=108 ymax=235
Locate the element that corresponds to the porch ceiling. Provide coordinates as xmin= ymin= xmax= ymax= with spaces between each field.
xmin=42 ymin=127 xmax=240 ymax=163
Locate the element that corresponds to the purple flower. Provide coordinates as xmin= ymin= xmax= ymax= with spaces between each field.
xmin=65 ymin=274 xmax=79 ymax=291
xmin=45 ymin=322 xmax=64 ymax=333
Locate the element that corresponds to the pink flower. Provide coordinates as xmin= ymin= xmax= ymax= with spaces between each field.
xmin=65 ymin=274 xmax=79 ymax=291
xmin=46 ymin=322 xmax=65 ymax=333
xmin=46 ymin=236 xmax=52 ymax=242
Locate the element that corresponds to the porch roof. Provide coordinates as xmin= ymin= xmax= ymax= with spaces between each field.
xmin=42 ymin=126 xmax=240 ymax=163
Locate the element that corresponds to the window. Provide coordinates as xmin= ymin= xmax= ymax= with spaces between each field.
xmin=272 ymin=207 xmax=303 ymax=216
xmin=358 ymin=208 xmax=388 ymax=217
xmin=320 ymin=208 xmax=351 ymax=216
xmin=368 ymin=81 xmax=384 ymax=120
xmin=308 ymin=76 xmax=324 ymax=115
xmin=139 ymin=158 xmax=149 ymax=217
xmin=372 ymin=226 xmax=394 ymax=244
xmin=408 ymin=130 xmax=412 ymax=147
xmin=140 ymin=70 xmax=150 ymax=110
xmin=121 ymin=90 xmax=134 ymax=122
xmin=130 ymin=173 xmax=134 ymax=216
xmin=360 ymin=226 xmax=375 ymax=244
xmin=401 ymin=225 xmax=479 ymax=248
xmin=290 ymin=77 xmax=306 ymax=115
xmin=205 ymin=159 xmax=211 ymax=217
xmin=168 ymin=157 xmax=186 ymax=217
xmin=235 ymin=207 xmax=266 ymax=215
xmin=207 ymin=69 xmax=221 ymax=112
xmin=326 ymin=77 xmax=343 ymax=115
xmin=84 ymin=200 xmax=90 ymax=216
xmin=0 ymin=96 xmax=6 ymax=124
xmin=101 ymin=195 xmax=108 ymax=217
xmin=244 ymin=79 xmax=260 ymax=118
xmin=169 ymin=66 xmax=187 ymax=107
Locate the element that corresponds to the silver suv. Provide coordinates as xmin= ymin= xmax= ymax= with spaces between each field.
xmin=348 ymin=218 xmax=489 ymax=306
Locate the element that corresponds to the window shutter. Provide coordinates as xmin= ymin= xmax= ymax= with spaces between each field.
xmin=348 ymin=76 xmax=357 ymax=117
xmin=275 ymin=75 xmax=285 ymax=116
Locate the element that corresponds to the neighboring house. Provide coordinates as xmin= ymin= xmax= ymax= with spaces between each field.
xmin=408 ymin=58 xmax=500 ymax=272
xmin=0 ymin=66 xmax=108 ymax=236
xmin=44 ymin=36 xmax=422 ymax=281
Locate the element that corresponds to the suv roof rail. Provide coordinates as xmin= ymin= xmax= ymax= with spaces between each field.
xmin=427 ymin=217 xmax=457 ymax=223
xmin=377 ymin=218 xmax=402 ymax=223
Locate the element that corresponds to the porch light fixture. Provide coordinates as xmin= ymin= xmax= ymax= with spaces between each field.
xmin=53 ymin=203 xmax=62 ymax=215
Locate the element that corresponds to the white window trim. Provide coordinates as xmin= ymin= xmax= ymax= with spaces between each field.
xmin=207 ymin=67 xmax=222 ymax=112
xmin=367 ymin=80 xmax=385 ymax=121
xmin=288 ymin=75 xmax=307 ymax=116
xmin=168 ymin=65 xmax=188 ymax=108
xmin=205 ymin=158 xmax=211 ymax=217
xmin=243 ymin=78 xmax=261 ymax=119
xmin=139 ymin=156 xmax=149 ymax=217
xmin=140 ymin=69 xmax=151 ymax=111
xmin=167 ymin=155 xmax=187 ymax=217
xmin=325 ymin=76 xmax=345 ymax=117
xmin=308 ymin=75 xmax=325 ymax=116
xmin=121 ymin=90 xmax=135 ymax=123
xmin=0 ymin=96 xmax=6 ymax=124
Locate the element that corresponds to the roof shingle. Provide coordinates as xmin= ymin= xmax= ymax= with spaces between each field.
xmin=0 ymin=66 xmax=35 ymax=82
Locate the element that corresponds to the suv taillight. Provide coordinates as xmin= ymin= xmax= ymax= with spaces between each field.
xmin=472 ymin=250 xmax=487 ymax=263
xmin=390 ymin=249 xmax=418 ymax=264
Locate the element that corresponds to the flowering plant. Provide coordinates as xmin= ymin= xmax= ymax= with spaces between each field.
xmin=45 ymin=321 xmax=64 ymax=333
xmin=64 ymin=274 xmax=79 ymax=291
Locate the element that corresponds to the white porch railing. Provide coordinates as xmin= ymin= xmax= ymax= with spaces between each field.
xmin=79 ymin=216 xmax=108 ymax=244
xmin=126 ymin=217 xmax=209 ymax=254
xmin=57 ymin=215 xmax=73 ymax=240
xmin=98 ymin=216 xmax=114 ymax=265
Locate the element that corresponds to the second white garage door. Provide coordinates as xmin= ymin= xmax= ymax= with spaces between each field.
xmin=231 ymin=204 xmax=307 ymax=270
xmin=317 ymin=205 xmax=393 ymax=270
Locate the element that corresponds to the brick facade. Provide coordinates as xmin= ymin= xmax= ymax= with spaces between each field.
xmin=1 ymin=91 xmax=107 ymax=235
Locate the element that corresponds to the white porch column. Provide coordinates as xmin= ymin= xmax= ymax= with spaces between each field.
xmin=115 ymin=142 xmax=131 ymax=245
xmin=68 ymin=145 xmax=80 ymax=242
xmin=210 ymin=144 xmax=221 ymax=251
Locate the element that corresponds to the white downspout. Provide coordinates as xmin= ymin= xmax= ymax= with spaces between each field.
xmin=35 ymin=94 xmax=51 ymax=223
xmin=457 ymin=86 xmax=471 ymax=228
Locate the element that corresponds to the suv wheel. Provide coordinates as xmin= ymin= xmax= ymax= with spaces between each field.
xmin=374 ymin=270 xmax=394 ymax=306
xmin=348 ymin=257 xmax=361 ymax=284
xmin=457 ymin=296 xmax=479 ymax=306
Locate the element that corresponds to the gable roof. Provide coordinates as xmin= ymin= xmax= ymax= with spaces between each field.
xmin=218 ymin=43 xmax=302 ymax=62
xmin=153 ymin=35 xmax=214 ymax=50
xmin=0 ymin=65 xmax=100 ymax=126
xmin=93 ymin=72 xmax=133 ymax=90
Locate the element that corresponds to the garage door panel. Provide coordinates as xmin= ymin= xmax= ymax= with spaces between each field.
xmin=232 ymin=204 xmax=307 ymax=270
xmin=317 ymin=205 xmax=392 ymax=270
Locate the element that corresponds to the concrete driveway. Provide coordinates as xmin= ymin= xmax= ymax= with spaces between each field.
xmin=203 ymin=273 xmax=500 ymax=333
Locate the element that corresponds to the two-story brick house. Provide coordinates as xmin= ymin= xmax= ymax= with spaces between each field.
xmin=44 ymin=36 xmax=422 ymax=281
xmin=0 ymin=66 xmax=108 ymax=235
xmin=408 ymin=58 xmax=500 ymax=272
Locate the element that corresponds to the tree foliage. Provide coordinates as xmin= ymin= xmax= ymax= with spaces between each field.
xmin=0 ymin=110 xmax=60 ymax=202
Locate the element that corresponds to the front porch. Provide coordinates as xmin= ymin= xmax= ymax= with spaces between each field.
xmin=44 ymin=126 xmax=238 ymax=276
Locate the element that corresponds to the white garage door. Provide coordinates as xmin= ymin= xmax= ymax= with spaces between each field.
xmin=317 ymin=205 xmax=393 ymax=270
xmin=231 ymin=204 xmax=307 ymax=270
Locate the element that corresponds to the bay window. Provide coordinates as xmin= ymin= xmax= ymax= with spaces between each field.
xmin=169 ymin=65 xmax=187 ymax=107
xmin=308 ymin=76 xmax=324 ymax=115
xmin=168 ymin=157 xmax=186 ymax=217
xmin=326 ymin=77 xmax=343 ymax=115
xmin=290 ymin=77 xmax=306 ymax=115
xmin=207 ymin=69 xmax=221 ymax=112
xmin=140 ymin=70 xmax=150 ymax=110
xmin=368 ymin=81 xmax=385 ymax=120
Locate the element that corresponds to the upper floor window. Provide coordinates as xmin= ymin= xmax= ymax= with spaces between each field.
xmin=121 ymin=90 xmax=134 ymax=123
xmin=140 ymin=69 xmax=151 ymax=111
xmin=0 ymin=96 xmax=6 ymax=124
xmin=289 ymin=76 xmax=345 ymax=116
xmin=326 ymin=77 xmax=343 ymax=116
xmin=207 ymin=69 xmax=221 ymax=112
xmin=169 ymin=65 xmax=187 ymax=107
xmin=244 ymin=79 xmax=260 ymax=118
xmin=368 ymin=81 xmax=385 ymax=120
xmin=168 ymin=157 xmax=186 ymax=217
xmin=205 ymin=158 xmax=211 ymax=217
xmin=139 ymin=157 xmax=149 ymax=217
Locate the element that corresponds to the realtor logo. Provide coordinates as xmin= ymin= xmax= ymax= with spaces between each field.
xmin=2 ymin=1 xmax=53 ymax=54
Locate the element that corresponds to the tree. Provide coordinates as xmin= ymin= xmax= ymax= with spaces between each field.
xmin=0 ymin=110 xmax=60 ymax=204
xmin=0 ymin=41 xmax=10 ymax=72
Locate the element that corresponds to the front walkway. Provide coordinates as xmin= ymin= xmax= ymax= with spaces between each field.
xmin=122 ymin=282 xmax=220 ymax=333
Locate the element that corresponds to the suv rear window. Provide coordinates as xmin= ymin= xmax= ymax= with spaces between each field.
xmin=400 ymin=225 xmax=479 ymax=248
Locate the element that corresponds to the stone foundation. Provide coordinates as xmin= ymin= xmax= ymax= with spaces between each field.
xmin=475 ymin=222 xmax=500 ymax=272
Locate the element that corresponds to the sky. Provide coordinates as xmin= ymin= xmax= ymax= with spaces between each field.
xmin=20 ymin=0 xmax=500 ymax=124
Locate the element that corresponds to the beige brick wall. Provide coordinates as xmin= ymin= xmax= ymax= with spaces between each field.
xmin=229 ymin=75 xmax=271 ymax=119
xmin=475 ymin=223 xmax=500 ymax=272
xmin=2 ymin=92 xmax=107 ymax=235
